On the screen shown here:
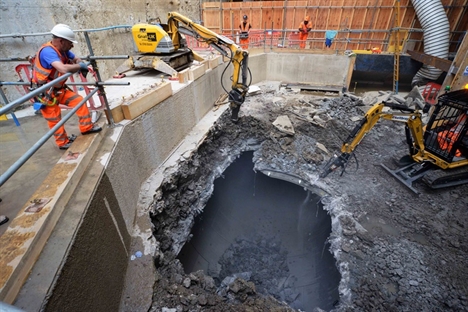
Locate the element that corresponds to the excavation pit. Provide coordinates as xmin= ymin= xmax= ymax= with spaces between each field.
xmin=177 ymin=151 xmax=341 ymax=311
xmin=179 ymin=152 xmax=340 ymax=311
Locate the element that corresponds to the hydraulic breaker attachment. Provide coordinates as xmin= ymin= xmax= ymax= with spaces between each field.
xmin=320 ymin=153 xmax=352 ymax=178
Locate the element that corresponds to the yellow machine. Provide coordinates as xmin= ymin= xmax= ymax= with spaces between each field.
xmin=118 ymin=12 xmax=250 ymax=121
xmin=321 ymin=89 xmax=468 ymax=194
xmin=120 ymin=19 xmax=197 ymax=76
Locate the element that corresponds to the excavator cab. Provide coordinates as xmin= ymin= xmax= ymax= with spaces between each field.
xmin=423 ymin=89 xmax=468 ymax=162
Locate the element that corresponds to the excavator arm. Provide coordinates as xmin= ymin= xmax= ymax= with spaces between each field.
xmin=320 ymin=102 xmax=420 ymax=178
xmin=167 ymin=12 xmax=250 ymax=120
xmin=321 ymin=89 xmax=468 ymax=193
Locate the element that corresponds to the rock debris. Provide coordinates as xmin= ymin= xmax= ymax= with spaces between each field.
xmin=148 ymin=81 xmax=468 ymax=311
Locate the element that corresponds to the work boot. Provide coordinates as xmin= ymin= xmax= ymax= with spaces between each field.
xmin=59 ymin=141 xmax=73 ymax=150
xmin=81 ymin=124 xmax=102 ymax=135
xmin=0 ymin=215 xmax=8 ymax=226
xmin=68 ymin=134 xmax=77 ymax=142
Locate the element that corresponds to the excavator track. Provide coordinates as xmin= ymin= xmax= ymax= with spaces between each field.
xmin=117 ymin=48 xmax=194 ymax=77
xmin=421 ymin=167 xmax=468 ymax=189
xmin=158 ymin=48 xmax=194 ymax=71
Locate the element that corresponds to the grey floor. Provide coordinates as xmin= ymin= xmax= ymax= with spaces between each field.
xmin=0 ymin=110 xmax=80 ymax=236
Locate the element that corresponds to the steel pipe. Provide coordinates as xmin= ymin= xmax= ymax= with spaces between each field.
xmin=0 ymin=88 xmax=20 ymax=126
xmin=0 ymin=87 xmax=99 ymax=187
xmin=0 ymin=57 xmax=31 ymax=62
xmin=80 ymin=55 xmax=130 ymax=61
xmin=411 ymin=0 xmax=450 ymax=86
xmin=83 ymin=31 xmax=116 ymax=126
xmin=0 ymin=73 xmax=72 ymax=115
xmin=0 ymin=81 xmax=129 ymax=87
xmin=0 ymin=25 xmax=131 ymax=39
xmin=0 ymin=56 xmax=129 ymax=63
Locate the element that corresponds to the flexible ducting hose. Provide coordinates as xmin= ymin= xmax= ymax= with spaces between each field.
xmin=411 ymin=0 xmax=450 ymax=87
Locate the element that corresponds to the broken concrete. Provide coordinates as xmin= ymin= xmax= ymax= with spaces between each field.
xmin=140 ymin=81 xmax=468 ymax=311
xmin=273 ymin=115 xmax=295 ymax=135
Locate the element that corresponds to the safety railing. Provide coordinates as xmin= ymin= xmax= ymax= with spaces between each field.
xmin=185 ymin=27 xmax=429 ymax=53
xmin=0 ymin=27 xmax=132 ymax=187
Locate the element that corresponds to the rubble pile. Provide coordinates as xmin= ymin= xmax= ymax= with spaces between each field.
xmin=148 ymin=82 xmax=468 ymax=311
xmin=217 ymin=236 xmax=298 ymax=306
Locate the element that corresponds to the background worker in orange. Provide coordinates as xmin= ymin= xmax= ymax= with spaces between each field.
xmin=437 ymin=113 xmax=467 ymax=156
xmin=298 ymin=16 xmax=312 ymax=49
xmin=32 ymin=24 xmax=102 ymax=150
xmin=239 ymin=15 xmax=252 ymax=49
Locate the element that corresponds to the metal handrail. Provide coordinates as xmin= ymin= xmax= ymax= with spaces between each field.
xmin=0 ymin=87 xmax=99 ymax=187
xmin=0 ymin=71 xmax=129 ymax=187
xmin=0 ymin=27 xmax=131 ymax=189
xmin=0 ymin=72 xmax=72 ymax=115
xmin=0 ymin=25 xmax=131 ymax=39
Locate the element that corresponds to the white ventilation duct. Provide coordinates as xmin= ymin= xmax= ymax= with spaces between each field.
xmin=411 ymin=0 xmax=450 ymax=86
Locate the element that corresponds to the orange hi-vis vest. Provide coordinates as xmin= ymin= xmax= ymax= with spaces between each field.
xmin=240 ymin=22 xmax=250 ymax=32
xmin=299 ymin=18 xmax=311 ymax=33
xmin=437 ymin=114 xmax=467 ymax=157
xmin=300 ymin=23 xmax=309 ymax=33
xmin=32 ymin=42 xmax=69 ymax=88
xmin=239 ymin=22 xmax=251 ymax=39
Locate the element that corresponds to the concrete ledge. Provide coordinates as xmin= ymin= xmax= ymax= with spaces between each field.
xmin=14 ymin=123 xmax=126 ymax=311
xmin=208 ymin=55 xmax=221 ymax=69
xmin=121 ymin=81 xmax=172 ymax=120
xmin=178 ymin=68 xmax=190 ymax=84
xmin=188 ymin=63 xmax=207 ymax=81
xmin=108 ymin=104 xmax=125 ymax=124
xmin=0 ymin=124 xmax=107 ymax=303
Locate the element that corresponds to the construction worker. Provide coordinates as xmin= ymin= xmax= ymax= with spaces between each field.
xmin=437 ymin=113 xmax=467 ymax=157
xmin=298 ymin=16 xmax=312 ymax=49
xmin=32 ymin=24 xmax=102 ymax=150
xmin=239 ymin=15 xmax=252 ymax=49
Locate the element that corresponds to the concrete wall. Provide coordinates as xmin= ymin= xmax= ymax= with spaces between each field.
xmin=223 ymin=52 xmax=350 ymax=88
xmin=248 ymin=53 xmax=267 ymax=84
xmin=106 ymin=64 xmax=232 ymax=233
xmin=44 ymin=174 xmax=129 ymax=312
xmin=265 ymin=53 xmax=351 ymax=87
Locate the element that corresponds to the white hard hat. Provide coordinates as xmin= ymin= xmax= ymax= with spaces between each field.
xmin=51 ymin=24 xmax=77 ymax=43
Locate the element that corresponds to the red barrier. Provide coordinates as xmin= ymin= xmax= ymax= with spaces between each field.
xmin=422 ymin=82 xmax=441 ymax=105
xmin=15 ymin=63 xmax=104 ymax=111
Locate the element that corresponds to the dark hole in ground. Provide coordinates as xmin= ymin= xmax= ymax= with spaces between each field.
xmin=178 ymin=151 xmax=341 ymax=311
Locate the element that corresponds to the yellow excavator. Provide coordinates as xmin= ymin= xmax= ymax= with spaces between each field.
xmin=321 ymin=88 xmax=468 ymax=194
xmin=116 ymin=12 xmax=250 ymax=120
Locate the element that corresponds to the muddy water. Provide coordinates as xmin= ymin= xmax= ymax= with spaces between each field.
xmin=178 ymin=152 xmax=341 ymax=311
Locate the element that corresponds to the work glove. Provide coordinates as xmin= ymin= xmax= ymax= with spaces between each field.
xmin=307 ymin=28 xmax=311 ymax=32
xmin=298 ymin=28 xmax=303 ymax=32
xmin=78 ymin=62 xmax=89 ymax=78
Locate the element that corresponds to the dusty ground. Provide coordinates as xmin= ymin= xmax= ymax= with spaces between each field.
xmin=147 ymin=81 xmax=468 ymax=311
